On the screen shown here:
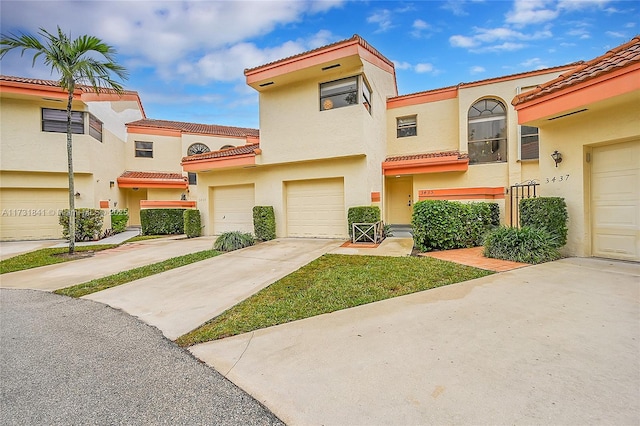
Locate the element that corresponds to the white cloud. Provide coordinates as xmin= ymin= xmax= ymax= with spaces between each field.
xmin=442 ymin=0 xmax=469 ymax=16
xmin=606 ymin=31 xmax=627 ymax=38
xmin=506 ymin=0 xmax=559 ymax=25
xmin=0 ymin=0 xmax=344 ymax=83
xmin=415 ymin=63 xmax=434 ymax=73
xmin=393 ymin=61 xmax=413 ymax=70
xmin=557 ymin=0 xmax=612 ymax=12
xmin=470 ymin=66 xmax=486 ymax=74
xmin=450 ymin=26 xmax=551 ymax=52
xmin=411 ymin=19 xmax=432 ymax=38
xmin=625 ymin=22 xmax=637 ymax=28
xmin=367 ymin=9 xmax=394 ymax=32
xmin=450 ymin=34 xmax=478 ymax=48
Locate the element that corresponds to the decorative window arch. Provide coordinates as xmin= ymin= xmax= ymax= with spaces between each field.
xmin=187 ymin=143 xmax=210 ymax=156
xmin=220 ymin=144 xmax=235 ymax=150
xmin=467 ymin=98 xmax=507 ymax=164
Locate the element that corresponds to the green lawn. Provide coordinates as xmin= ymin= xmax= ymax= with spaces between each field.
xmin=0 ymin=245 xmax=117 ymax=274
xmin=55 ymin=249 xmax=220 ymax=298
xmin=176 ymin=254 xmax=492 ymax=347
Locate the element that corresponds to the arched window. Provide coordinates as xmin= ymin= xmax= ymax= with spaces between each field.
xmin=468 ymin=98 xmax=507 ymax=164
xmin=187 ymin=143 xmax=210 ymax=156
xmin=220 ymin=144 xmax=235 ymax=150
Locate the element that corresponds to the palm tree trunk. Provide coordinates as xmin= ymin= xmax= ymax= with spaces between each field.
xmin=66 ymin=90 xmax=75 ymax=254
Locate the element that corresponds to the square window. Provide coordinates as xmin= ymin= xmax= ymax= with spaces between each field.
xmin=135 ymin=141 xmax=153 ymax=158
xmin=320 ymin=76 xmax=358 ymax=111
xmin=188 ymin=172 xmax=197 ymax=185
xmin=42 ymin=108 xmax=84 ymax=134
xmin=397 ymin=116 xmax=417 ymax=138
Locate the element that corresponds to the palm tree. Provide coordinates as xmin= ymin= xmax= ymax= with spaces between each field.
xmin=0 ymin=27 xmax=128 ymax=253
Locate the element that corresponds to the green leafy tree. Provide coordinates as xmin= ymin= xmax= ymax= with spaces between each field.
xmin=0 ymin=27 xmax=127 ymax=253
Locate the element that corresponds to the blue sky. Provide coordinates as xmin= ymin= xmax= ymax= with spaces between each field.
xmin=1 ymin=0 xmax=637 ymax=129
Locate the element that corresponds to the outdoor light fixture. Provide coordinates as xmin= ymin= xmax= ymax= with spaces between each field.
xmin=551 ymin=150 xmax=563 ymax=167
xmin=74 ymin=192 xmax=81 ymax=197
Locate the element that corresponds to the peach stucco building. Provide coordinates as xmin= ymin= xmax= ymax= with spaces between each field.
xmin=1 ymin=35 xmax=638 ymax=262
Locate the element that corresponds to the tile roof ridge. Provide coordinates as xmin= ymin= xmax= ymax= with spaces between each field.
xmin=128 ymin=118 xmax=259 ymax=133
xmin=182 ymin=143 xmax=260 ymax=162
xmin=244 ymin=34 xmax=393 ymax=75
xmin=0 ymin=74 xmax=138 ymax=95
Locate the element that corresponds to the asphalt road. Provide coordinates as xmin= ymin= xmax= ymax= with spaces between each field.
xmin=0 ymin=288 xmax=284 ymax=426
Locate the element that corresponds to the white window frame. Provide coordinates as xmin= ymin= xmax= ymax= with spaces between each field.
xmin=397 ymin=115 xmax=417 ymax=138
xmin=134 ymin=141 xmax=153 ymax=158
xmin=319 ymin=75 xmax=372 ymax=113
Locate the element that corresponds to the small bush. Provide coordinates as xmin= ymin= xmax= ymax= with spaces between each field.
xmin=110 ymin=209 xmax=129 ymax=234
xmin=412 ymin=200 xmax=499 ymax=252
xmin=214 ymin=231 xmax=255 ymax=252
xmin=347 ymin=206 xmax=381 ymax=237
xmin=520 ymin=197 xmax=568 ymax=247
xmin=253 ymin=206 xmax=276 ymax=241
xmin=59 ymin=208 xmax=104 ymax=242
xmin=484 ymin=226 xmax=561 ymax=264
xmin=140 ymin=209 xmax=185 ymax=235
xmin=183 ymin=209 xmax=202 ymax=238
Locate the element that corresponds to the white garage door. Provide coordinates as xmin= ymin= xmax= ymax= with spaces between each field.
xmin=591 ymin=140 xmax=640 ymax=261
xmin=0 ymin=188 xmax=68 ymax=240
xmin=211 ymin=184 xmax=255 ymax=235
xmin=286 ymin=178 xmax=346 ymax=238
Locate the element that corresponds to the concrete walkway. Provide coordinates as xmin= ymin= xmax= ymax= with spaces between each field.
xmin=190 ymin=257 xmax=640 ymax=425
xmin=84 ymin=238 xmax=343 ymax=340
xmin=0 ymin=235 xmax=218 ymax=290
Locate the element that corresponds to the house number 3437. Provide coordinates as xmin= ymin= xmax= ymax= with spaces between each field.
xmin=545 ymin=174 xmax=570 ymax=183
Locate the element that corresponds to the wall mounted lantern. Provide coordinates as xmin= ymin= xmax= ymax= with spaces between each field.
xmin=551 ymin=150 xmax=563 ymax=167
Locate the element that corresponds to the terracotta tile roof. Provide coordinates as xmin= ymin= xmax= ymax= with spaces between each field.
xmin=244 ymin=34 xmax=394 ymax=75
xmin=119 ymin=171 xmax=186 ymax=181
xmin=0 ymin=74 xmax=138 ymax=95
xmin=127 ymin=118 xmax=259 ymax=138
xmin=385 ymin=151 xmax=468 ymax=163
xmin=389 ymin=63 xmax=582 ymax=102
xmin=182 ymin=144 xmax=261 ymax=163
xmin=513 ymin=35 xmax=640 ymax=105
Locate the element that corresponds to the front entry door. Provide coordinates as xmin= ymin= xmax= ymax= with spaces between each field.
xmin=387 ymin=176 xmax=413 ymax=224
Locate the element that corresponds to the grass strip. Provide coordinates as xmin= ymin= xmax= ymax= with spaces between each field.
xmin=0 ymin=245 xmax=117 ymax=274
xmin=54 ymin=249 xmax=220 ymax=298
xmin=176 ymin=254 xmax=492 ymax=347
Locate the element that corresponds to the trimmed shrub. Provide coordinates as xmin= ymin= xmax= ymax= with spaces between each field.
xmin=110 ymin=209 xmax=129 ymax=234
xmin=253 ymin=206 xmax=276 ymax=241
xmin=183 ymin=209 xmax=202 ymax=238
xmin=59 ymin=208 xmax=104 ymax=242
xmin=520 ymin=197 xmax=568 ymax=247
xmin=347 ymin=206 xmax=381 ymax=237
xmin=412 ymin=200 xmax=499 ymax=252
xmin=214 ymin=231 xmax=255 ymax=252
xmin=484 ymin=226 xmax=561 ymax=264
xmin=140 ymin=208 xmax=185 ymax=235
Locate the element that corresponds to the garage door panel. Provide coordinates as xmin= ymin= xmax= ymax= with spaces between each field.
xmin=286 ymin=178 xmax=346 ymax=238
xmin=211 ymin=184 xmax=254 ymax=234
xmin=591 ymin=141 xmax=640 ymax=261
xmin=1 ymin=189 xmax=67 ymax=240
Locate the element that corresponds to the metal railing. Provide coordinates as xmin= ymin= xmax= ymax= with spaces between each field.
xmin=352 ymin=221 xmax=384 ymax=244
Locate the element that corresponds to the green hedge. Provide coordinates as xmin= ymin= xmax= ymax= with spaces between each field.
xmin=59 ymin=208 xmax=104 ymax=242
xmin=484 ymin=226 xmax=561 ymax=264
xmin=140 ymin=209 xmax=185 ymax=235
xmin=110 ymin=209 xmax=129 ymax=234
xmin=183 ymin=209 xmax=202 ymax=238
xmin=253 ymin=206 xmax=276 ymax=241
xmin=412 ymin=200 xmax=499 ymax=252
xmin=520 ymin=197 xmax=568 ymax=247
xmin=347 ymin=206 xmax=381 ymax=237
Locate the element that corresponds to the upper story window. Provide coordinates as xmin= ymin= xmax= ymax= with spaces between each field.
xmin=187 ymin=143 xmax=210 ymax=155
xmin=468 ymin=98 xmax=507 ymax=164
xmin=135 ymin=141 xmax=153 ymax=158
xmin=397 ymin=115 xmax=417 ymax=138
xmin=520 ymin=125 xmax=539 ymax=160
xmin=320 ymin=76 xmax=371 ymax=112
xmin=88 ymin=113 xmax=103 ymax=142
xmin=188 ymin=172 xmax=197 ymax=185
xmin=42 ymin=108 xmax=84 ymax=134
xmin=42 ymin=108 xmax=103 ymax=142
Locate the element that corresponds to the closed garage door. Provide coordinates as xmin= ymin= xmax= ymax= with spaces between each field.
xmin=0 ymin=188 xmax=68 ymax=240
xmin=591 ymin=140 xmax=640 ymax=261
xmin=286 ymin=178 xmax=346 ymax=238
xmin=211 ymin=184 xmax=255 ymax=234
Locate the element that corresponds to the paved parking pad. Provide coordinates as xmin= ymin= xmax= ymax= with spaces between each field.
xmin=85 ymin=238 xmax=343 ymax=340
xmin=191 ymin=257 xmax=640 ymax=425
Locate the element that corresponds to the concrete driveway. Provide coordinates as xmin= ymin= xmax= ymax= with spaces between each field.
xmin=84 ymin=238 xmax=343 ymax=340
xmin=190 ymin=257 xmax=640 ymax=425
